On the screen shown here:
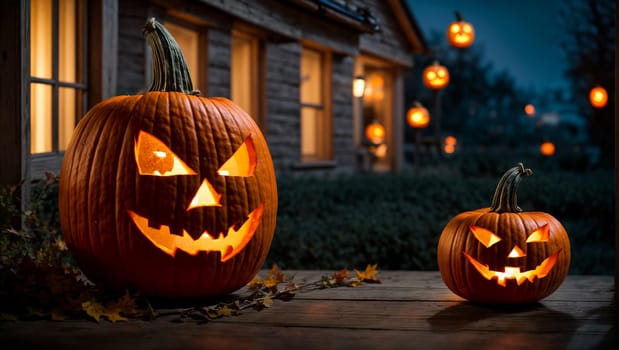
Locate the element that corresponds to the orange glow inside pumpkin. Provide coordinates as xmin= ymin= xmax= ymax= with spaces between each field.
xmin=465 ymin=224 xmax=558 ymax=286
xmin=423 ymin=64 xmax=450 ymax=90
xmin=407 ymin=106 xmax=430 ymax=129
xmin=448 ymin=21 xmax=474 ymax=48
xmin=134 ymin=130 xmax=197 ymax=176
xmin=129 ymin=131 xmax=262 ymax=261
xmin=128 ymin=204 xmax=264 ymax=262
xmin=365 ymin=121 xmax=385 ymax=144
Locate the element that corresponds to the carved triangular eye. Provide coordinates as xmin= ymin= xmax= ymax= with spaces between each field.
xmin=134 ymin=131 xmax=197 ymax=176
xmin=470 ymin=226 xmax=502 ymax=248
xmin=217 ymin=135 xmax=257 ymax=177
xmin=526 ymin=224 xmax=550 ymax=243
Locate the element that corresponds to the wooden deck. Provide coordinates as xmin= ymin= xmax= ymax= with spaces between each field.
xmin=0 ymin=271 xmax=616 ymax=349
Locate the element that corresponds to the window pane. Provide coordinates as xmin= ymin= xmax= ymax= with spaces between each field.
xmin=59 ymin=87 xmax=78 ymax=151
xmin=300 ymin=49 xmax=322 ymax=104
xmin=30 ymin=0 xmax=52 ymax=79
xmin=301 ymin=107 xmax=322 ymax=160
xmin=31 ymin=83 xmax=53 ymax=153
xmin=231 ymin=34 xmax=254 ymax=116
xmin=59 ymin=0 xmax=77 ymax=82
xmin=165 ymin=22 xmax=200 ymax=89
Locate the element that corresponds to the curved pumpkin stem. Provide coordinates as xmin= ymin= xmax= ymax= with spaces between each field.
xmin=489 ymin=163 xmax=533 ymax=213
xmin=143 ymin=18 xmax=199 ymax=95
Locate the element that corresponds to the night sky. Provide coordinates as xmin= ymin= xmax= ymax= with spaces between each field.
xmin=408 ymin=0 xmax=567 ymax=91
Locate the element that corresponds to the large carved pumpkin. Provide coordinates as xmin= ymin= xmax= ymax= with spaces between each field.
xmin=437 ymin=164 xmax=570 ymax=304
xmin=59 ymin=19 xmax=277 ymax=297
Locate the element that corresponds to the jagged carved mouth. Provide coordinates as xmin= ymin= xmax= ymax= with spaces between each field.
xmin=127 ymin=203 xmax=264 ymax=262
xmin=463 ymin=250 xmax=560 ymax=287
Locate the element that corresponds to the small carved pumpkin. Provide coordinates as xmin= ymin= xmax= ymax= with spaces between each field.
xmin=422 ymin=61 xmax=450 ymax=90
xmin=447 ymin=12 xmax=475 ymax=48
xmin=59 ymin=19 xmax=277 ymax=297
xmin=406 ymin=102 xmax=430 ymax=129
xmin=437 ymin=164 xmax=570 ymax=304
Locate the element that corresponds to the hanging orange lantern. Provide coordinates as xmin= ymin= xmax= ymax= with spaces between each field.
xmin=365 ymin=120 xmax=385 ymax=144
xmin=524 ymin=104 xmax=535 ymax=116
xmin=447 ymin=12 xmax=475 ymax=48
xmin=589 ymin=86 xmax=608 ymax=108
xmin=540 ymin=141 xmax=555 ymax=156
xmin=423 ymin=61 xmax=450 ymax=90
xmin=406 ymin=102 xmax=430 ymax=129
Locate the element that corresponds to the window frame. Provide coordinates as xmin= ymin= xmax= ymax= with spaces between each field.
xmin=29 ymin=0 xmax=88 ymax=156
xmin=231 ymin=28 xmax=265 ymax=127
xmin=300 ymin=45 xmax=332 ymax=164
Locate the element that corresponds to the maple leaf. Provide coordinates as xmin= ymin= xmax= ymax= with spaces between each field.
xmin=332 ymin=268 xmax=350 ymax=284
xmin=107 ymin=290 xmax=137 ymax=318
xmin=260 ymin=295 xmax=274 ymax=308
xmin=248 ymin=264 xmax=286 ymax=290
xmin=82 ymin=300 xmax=106 ymax=322
xmin=248 ymin=275 xmax=264 ymax=290
xmin=105 ymin=311 xmax=128 ymax=323
xmin=354 ymin=264 xmax=381 ymax=284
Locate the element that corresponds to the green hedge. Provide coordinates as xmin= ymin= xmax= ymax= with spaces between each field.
xmin=266 ymin=166 xmax=614 ymax=274
xmin=1 ymin=166 xmax=613 ymax=275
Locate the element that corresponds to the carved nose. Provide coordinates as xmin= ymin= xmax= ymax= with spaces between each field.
xmin=508 ymin=245 xmax=526 ymax=258
xmin=187 ymin=178 xmax=222 ymax=210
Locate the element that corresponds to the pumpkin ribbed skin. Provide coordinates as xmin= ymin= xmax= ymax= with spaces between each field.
xmin=59 ymin=19 xmax=277 ymax=297
xmin=437 ymin=164 xmax=570 ymax=304
xmin=59 ymin=93 xmax=277 ymax=297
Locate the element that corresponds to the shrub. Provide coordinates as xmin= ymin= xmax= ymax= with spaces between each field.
xmin=267 ymin=167 xmax=614 ymax=274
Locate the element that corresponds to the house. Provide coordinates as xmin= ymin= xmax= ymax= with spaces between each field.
xmin=0 ymin=0 xmax=426 ymax=202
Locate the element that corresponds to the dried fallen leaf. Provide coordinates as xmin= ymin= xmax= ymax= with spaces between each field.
xmin=354 ymin=264 xmax=381 ymax=284
xmin=82 ymin=300 xmax=106 ymax=322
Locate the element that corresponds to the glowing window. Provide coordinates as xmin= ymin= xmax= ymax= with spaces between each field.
xmin=30 ymin=0 xmax=87 ymax=154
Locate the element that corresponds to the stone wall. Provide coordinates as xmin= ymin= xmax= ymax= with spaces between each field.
xmin=115 ymin=0 xmax=420 ymax=174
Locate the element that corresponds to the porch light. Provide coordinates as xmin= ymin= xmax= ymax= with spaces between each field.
xmin=353 ymin=75 xmax=366 ymax=98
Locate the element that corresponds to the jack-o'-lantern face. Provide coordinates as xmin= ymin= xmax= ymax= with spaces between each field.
xmin=463 ymin=224 xmax=560 ymax=287
xmin=127 ymin=130 xmax=263 ymax=262
xmin=422 ymin=62 xmax=450 ymax=90
xmin=437 ymin=164 xmax=570 ymax=303
xmin=447 ymin=21 xmax=475 ymax=48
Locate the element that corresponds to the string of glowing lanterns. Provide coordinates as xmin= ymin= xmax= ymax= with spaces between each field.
xmin=408 ymin=11 xmax=474 ymax=164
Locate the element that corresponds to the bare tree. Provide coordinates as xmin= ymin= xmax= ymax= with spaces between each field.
xmin=559 ymin=0 xmax=615 ymax=167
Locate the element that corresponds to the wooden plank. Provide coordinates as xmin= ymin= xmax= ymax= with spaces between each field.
xmin=0 ymin=272 xmax=615 ymax=350
xmin=244 ymin=271 xmax=615 ymax=302
xmin=1 ymin=317 xmax=614 ymax=350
